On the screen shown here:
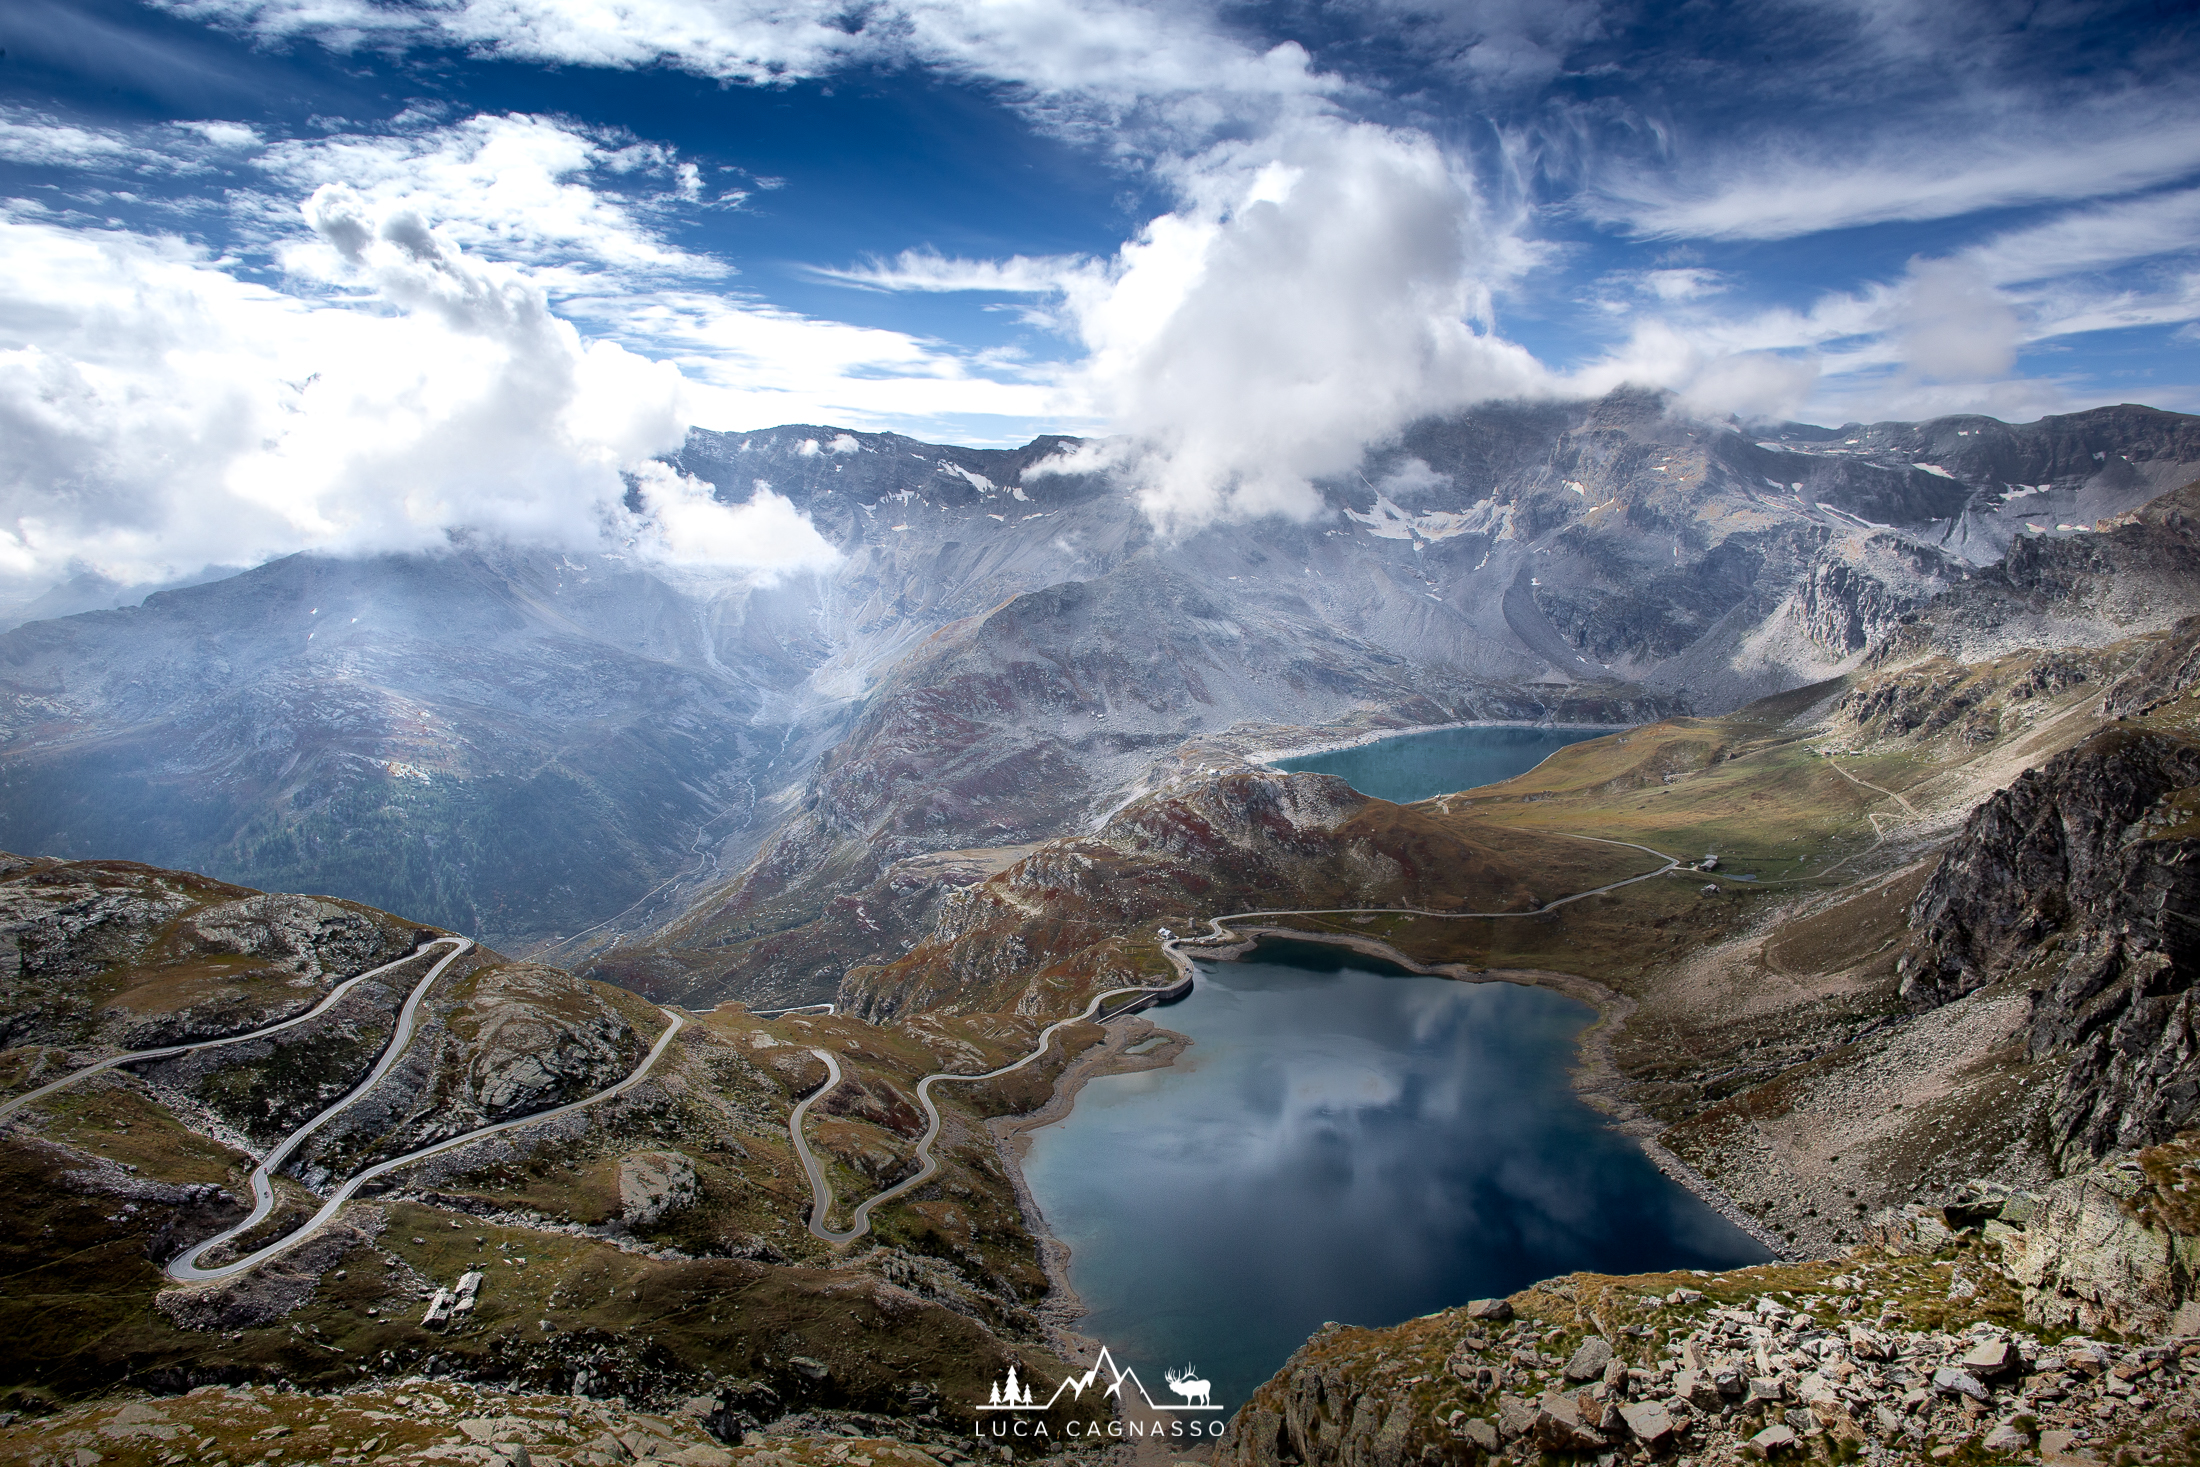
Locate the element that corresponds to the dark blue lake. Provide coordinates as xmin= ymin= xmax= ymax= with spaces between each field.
xmin=1271 ymin=724 xmax=1614 ymax=804
xmin=1019 ymin=942 xmax=1769 ymax=1411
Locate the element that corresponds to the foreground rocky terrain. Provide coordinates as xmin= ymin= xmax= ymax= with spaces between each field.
xmin=0 ymin=860 xmax=1117 ymax=1459
xmin=1224 ymin=1139 xmax=2200 ymax=1467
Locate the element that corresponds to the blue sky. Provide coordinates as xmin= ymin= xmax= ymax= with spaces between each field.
xmin=1 ymin=0 xmax=2197 ymax=590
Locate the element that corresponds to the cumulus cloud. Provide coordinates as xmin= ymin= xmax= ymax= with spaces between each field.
xmin=630 ymin=464 xmax=841 ymax=568
xmin=1035 ymin=120 xmax=1546 ymax=533
xmin=0 ymin=188 xmax=845 ymax=599
xmin=0 ymin=106 xmax=1112 ymax=600
xmin=1562 ymin=321 xmax=1822 ymax=423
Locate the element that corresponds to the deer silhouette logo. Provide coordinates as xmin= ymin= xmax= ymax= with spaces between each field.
xmin=1164 ymin=1366 xmax=1211 ymax=1407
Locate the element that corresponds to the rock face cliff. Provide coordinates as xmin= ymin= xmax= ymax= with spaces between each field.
xmin=1899 ymin=726 xmax=2200 ymax=1162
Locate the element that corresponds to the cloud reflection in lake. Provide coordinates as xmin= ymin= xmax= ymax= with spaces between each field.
xmin=1019 ymin=940 xmax=1769 ymax=1407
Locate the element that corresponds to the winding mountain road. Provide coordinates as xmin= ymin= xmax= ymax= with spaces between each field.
xmin=787 ymin=831 xmax=1685 ymax=1244
xmin=0 ymin=937 xmax=471 ymax=1124
xmin=170 ymin=1003 xmax=686 ymax=1281
xmin=789 ymin=979 xmax=1183 ymax=1244
xmin=1157 ymin=832 xmax=1683 ymax=964
xmin=0 ymin=926 xmax=694 ymax=1282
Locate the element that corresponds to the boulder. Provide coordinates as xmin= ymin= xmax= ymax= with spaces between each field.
xmin=1962 ymin=1338 xmax=2017 ymax=1378
xmin=2038 ymin=1428 xmax=2099 ymax=1465
xmin=1466 ymin=1298 xmax=1513 ymax=1322
xmin=1495 ymin=1395 xmax=1537 ymax=1441
xmin=1459 ymin=1419 xmax=1498 ymax=1453
xmin=1673 ymin=1368 xmax=1723 ymax=1411
xmin=700 ymin=1380 xmax=780 ymax=1445
xmin=1846 ymin=1324 xmax=1890 ymax=1360
xmin=1747 ymin=1423 xmax=1799 ymax=1458
xmin=1984 ymin=1419 xmax=2032 ymax=1455
xmin=1444 ymin=1345 xmax=1491 ymax=1387
xmin=1616 ymin=1400 xmax=1675 ymax=1449
xmin=1933 ymin=1366 xmax=1991 ymax=1402
xmin=1532 ymin=1393 xmax=1609 ymax=1453
xmin=1563 ymin=1335 xmax=1614 ymax=1382
xmin=1867 ymin=1203 xmax=1961 ymax=1255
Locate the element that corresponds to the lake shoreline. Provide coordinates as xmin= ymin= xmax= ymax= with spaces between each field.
xmin=1250 ymin=718 xmax=1637 ymax=770
xmin=986 ymin=1016 xmax=1198 ymax=1442
xmin=994 ymin=931 xmax=1790 ymax=1356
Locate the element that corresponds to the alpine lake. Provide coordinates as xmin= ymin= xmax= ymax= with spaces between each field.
xmin=1017 ymin=724 xmax=1770 ymax=1411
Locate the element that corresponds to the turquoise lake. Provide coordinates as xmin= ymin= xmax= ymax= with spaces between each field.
xmin=1019 ymin=944 xmax=1770 ymax=1411
xmin=1271 ymin=723 xmax=1613 ymax=804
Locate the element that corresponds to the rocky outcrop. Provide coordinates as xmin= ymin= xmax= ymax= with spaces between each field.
xmin=1898 ymin=728 xmax=2200 ymax=1160
xmin=2099 ymin=613 xmax=2200 ymax=717
xmin=462 ymin=963 xmax=646 ymax=1119
xmin=1997 ymin=1163 xmax=2198 ymax=1338
xmin=1796 ymin=547 xmax=1930 ymax=656
xmin=1861 ymin=1140 xmax=2200 ymax=1339
xmin=1222 ymin=1253 xmax=2200 ymax=1467
xmin=618 ymin=1150 xmax=700 ymax=1227
xmin=0 ymin=856 xmax=417 ymax=1049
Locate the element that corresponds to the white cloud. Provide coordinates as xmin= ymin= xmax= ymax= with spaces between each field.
xmin=0 ymin=188 xmax=858 ymax=598
xmin=0 ymin=106 xmax=1096 ymax=603
xmin=631 ymin=463 xmax=841 ymax=569
xmin=258 ymin=113 xmax=717 ymax=279
xmin=1599 ymin=106 xmax=2200 ymax=241
xmin=1373 ymin=457 xmax=1449 ymax=499
xmin=1895 ymin=257 xmax=2019 ymax=382
xmin=1560 ymin=322 xmax=1822 ymax=423
xmin=1638 ymin=267 xmax=1726 ymax=302
xmin=1962 ymin=188 xmax=2200 ymax=286
xmin=806 ymin=248 xmax=1098 ymax=295
xmin=1030 ymin=121 xmax=1547 ymax=533
xmin=154 ymin=0 xmax=1331 ymax=155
